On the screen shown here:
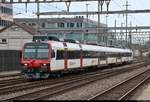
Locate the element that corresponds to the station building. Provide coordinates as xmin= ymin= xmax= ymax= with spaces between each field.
xmin=15 ymin=16 xmax=115 ymax=46
xmin=0 ymin=22 xmax=39 ymax=71
xmin=0 ymin=3 xmax=13 ymax=29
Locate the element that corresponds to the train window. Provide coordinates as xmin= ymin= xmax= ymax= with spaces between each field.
xmin=24 ymin=49 xmax=36 ymax=59
xmin=118 ymin=53 xmax=121 ymax=58
xmin=83 ymin=51 xmax=89 ymax=58
xmin=82 ymin=51 xmax=99 ymax=58
xmin=37 ymin=49 xmax=49 ymax=59
xmin=126 ymin=53 xmax=132 ymax=57
xmin=91 ymin=51 xmax=99 ymax=58
xmin=75 ymin=51 xmax=80 ymax=59
xmin=51 ymin=50 xmax=55 ymax=58
xmin=56 ymin=50 xmax=64 ymax=60
xmin=24 ymin=43 xmax=49 ymax=60
xmin=99 ymin=52 xmax=106 ymax=60
xmin=68 ymin=51 xmax=74 ymax=59
xmin=120 ymin=53 xmax=132 ymax=57
xmin=89 ymin=51 xmax=94 ymax=58
xmin=106 ymin=52 xmax=110 ymax=57
xmin=68 ymin=50 xmax=80 ymax=59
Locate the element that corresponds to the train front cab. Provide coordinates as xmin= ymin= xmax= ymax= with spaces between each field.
xmin=21 ymin=42 xmax=53 ymax=79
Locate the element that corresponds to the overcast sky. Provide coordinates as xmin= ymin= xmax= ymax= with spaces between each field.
xmin=13 ymin=0 xmax=150 ymax=27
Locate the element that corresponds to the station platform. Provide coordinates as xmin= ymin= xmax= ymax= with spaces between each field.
xmin=0 ymin=70 xmax=21 ymax=77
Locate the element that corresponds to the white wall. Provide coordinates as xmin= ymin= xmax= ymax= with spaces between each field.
xmin=0 ymin=25 xmax=33 ymax=50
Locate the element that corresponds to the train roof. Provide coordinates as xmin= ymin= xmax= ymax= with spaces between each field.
xmin=47 ymin=41 xmax=132 ymax=53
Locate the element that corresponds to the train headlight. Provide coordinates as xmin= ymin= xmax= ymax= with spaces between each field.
xmin=43 ymin=64 xmax=47 ymax=66
xmin=24 ymin=63 xmax=28 ymax=66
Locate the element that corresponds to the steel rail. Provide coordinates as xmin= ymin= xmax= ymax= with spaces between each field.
xmin=118 ymin=75 xmax=150 ymax=100
xmin=0 ymin=60 xmax=144 ymax=96
xmin=88 ymin=68 xmax=150 ymax=100
xmin=0 ymin=73 xmax=21 ymax=78
xmin=0 ymin=78 xmax=25 ymax=88
xmin=6 ymin=61 xmax=149 ymax=100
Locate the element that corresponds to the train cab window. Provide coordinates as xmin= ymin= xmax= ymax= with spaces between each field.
xmin=37 ymin=49 xmax=49 ymax=59
xmin=24 ymin=49 xmax=36 ymax=59
xmin=24 ymin=43 xmax=49 ymax=60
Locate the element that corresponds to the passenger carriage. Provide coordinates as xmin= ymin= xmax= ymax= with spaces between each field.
xmin=21 ymin=40 xmax=133 ymax=79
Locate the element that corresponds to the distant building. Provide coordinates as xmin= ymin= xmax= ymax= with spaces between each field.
xmin=0 ymin=22 xmax=38 ymax=71
xmin=0 ymin=3 xmax=13 ymax=29
xmin=0 ymin=22 xmax=39 ymax=50
xmin=15 ymin=16 xmax=115 ymax=46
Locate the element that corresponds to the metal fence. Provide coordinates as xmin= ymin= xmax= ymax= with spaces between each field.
xmin=0 ymin=50 xmax=22 ymax=71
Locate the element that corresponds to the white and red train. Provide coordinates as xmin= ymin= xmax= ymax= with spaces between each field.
xmin=21 ymin=40 xmax=133 ymax=79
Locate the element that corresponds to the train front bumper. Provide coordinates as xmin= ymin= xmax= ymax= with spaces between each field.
xmin=22 ymin=68 xmax=49 ymax=79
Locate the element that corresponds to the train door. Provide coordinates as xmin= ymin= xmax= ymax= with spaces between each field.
xmin=79 ymin=44 xmax=83 ymax=69
xmin=63 ymin=42 xmax=68 ymax=70
xmin=50 ymin=49 xmax=56 ymax=71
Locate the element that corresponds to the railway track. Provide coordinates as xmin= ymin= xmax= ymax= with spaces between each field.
xmin=0 ymin=60 xmax=146 ymax=91
xmin=0 ymin=58 xmax=146 ymax=88
xmin=88 ymin=68 xmax=150 ymax=100
xmin=0 ymin=73 xmax=21 ymax=79
xmin=2 ymin=61 xmax=149 ymax=101
xmin=0 ymin=78 xmax=25 ymax=88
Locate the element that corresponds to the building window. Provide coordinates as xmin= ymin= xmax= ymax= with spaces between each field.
xmin=77 ymin=23 xmax=79 ymax=28
xmin=41 ymin=23 xmax=45 ymax=28
xmin=77 ymin=23 xmax=82 ymax=28
xmin=80 ymin=23 xmax=82 ymax=28
xmin=67 ymin=23 xmax=75 ymax=28
xmin=28 ymin=23 xmax=32 ymax=26
xmin=32 ymin=23 xmax=36 ymax=26
xmin=58 ymin=23 xmax=64 ymax=28
xmin=0 ymin=20 xmax=13 ymax=26
xmin=1 ymin=39 xmax=7 ymax=44
xmin=70 ymin=23 xmax=74 ymax=28
xmin=67 ymin=23 xmax=70 ymax=28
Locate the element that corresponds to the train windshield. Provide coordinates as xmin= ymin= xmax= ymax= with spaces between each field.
xmin=24 ymin=43 xmax=49 ymax=60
